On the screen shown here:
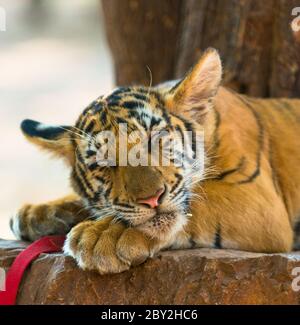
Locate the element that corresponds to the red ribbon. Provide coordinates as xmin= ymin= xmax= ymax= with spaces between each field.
xmin=0 ymin=235 xmax=65 ymax=305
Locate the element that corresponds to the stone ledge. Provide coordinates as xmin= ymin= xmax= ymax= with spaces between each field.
xmin=1 ymin=239 xmax=300 ymax=304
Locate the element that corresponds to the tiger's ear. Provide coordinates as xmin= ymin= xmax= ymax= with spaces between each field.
xmin=165 ymin=48 xmax=222 ymax=122
xmin=21 ymin=119 xmax=75 ymax=165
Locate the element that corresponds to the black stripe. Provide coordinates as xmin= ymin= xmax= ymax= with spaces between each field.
xmin=108 ymin=106 xmax=121 ymax=112
xmin=76 ymin=150 xmax=85 ymax=165
xmin=150 ymin=116 xmax=162 ymax=129
xmin=109 ymin=88 xmax=152 ymax=101
xmin=116 ymin=117 xmax=128 ymax=125
xmin=113 ymin=199 xmax=135 ymax=209
xmin=70 ymin=135 xmax=77 ymax=153
xmin=88 ymin=162 xmax=98 ymax=171
xmin=268 ymin=137 xmax=281 ymax=195
xmin=91 ymin=101 xmax=104 ymax=113
xmin=160 ymin=106 xmax=171 ymax=126
xmin=86 ymin=149 xmax=96 ymax=158
xmin=75 ymin=115 xmax=86 ymax=130
xmin=175 ymin=124 xmax=184 ymax=139
xmin=140 ymin=112 xmax=151 ymax=130
xmin=71 ymin=170 xmax=89 ymax=199
xmin=100 ymin=110 xmax=107 ymax=124
xmin=170 ymin=173 xmax=183 ymax=193
xmin=104 ymin=185 xmax=112 ymax=200
xmin=135 ymin=87 xmax=155 ymax=95
xmin=76 ymin=163 xmax=95 ymax=198
xmin=237 ymin=96 xmax=264 ymax=184
xmin=189 ymin=238 xmax=197 ymax=248
xmin=169 ymin=79 xmax=182 ymax=93
xmin=214 ymin=224 xmax=222 ymax=249
xmin=175 ymin=125 xmax=185 ymax=158
xmin=122 ymin=101 xmax=144 ymax=110
xmin=293 ymin=219 xmax=300 ymax=250
xmin=119 ymin=218 xmax=131 ymax=227
xmin=216 ymin=157 xmax=245 ymax=181
xmin=107 ymin=94 xmax=122 ymax=104
xmin=92 ymin=190 xmax=100 ymax=202
xmin=170 ymin=112 xmax=196 ymax=156
xmin=212 ymin=106 xmax=221 ymax=152
xmin=95 ymin=175 xmax=105 ymax=183
xmin=115 ymin=209 xmax=138 ymax=215
xmin=127 ymin=110 xmax=150 ymax=131
xmin=20 ymin=119 xmax=70 ymax=140
xmin=130 ymin=93 xmax=149 ymax=102
xmin=128 ymin=109 xmax=140 ymax=119
xmin=294 ymin=220 xmax=300 ymax=234
xmin=84 ymin=120 xmax=95 ymax=133
xmin=173 ymin=188 xmax=189 ymax=204
xmin=239 ymin=168 xmax=260 ymax=184
xmin=110 ymin=87 xmax=131 ymax=96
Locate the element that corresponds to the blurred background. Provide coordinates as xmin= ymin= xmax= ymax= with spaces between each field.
xmin=0 ymin=0 xmax=113 ymax=238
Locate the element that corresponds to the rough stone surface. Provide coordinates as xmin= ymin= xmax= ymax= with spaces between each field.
xmin=1 ymin=239 xmax=300 ymax=305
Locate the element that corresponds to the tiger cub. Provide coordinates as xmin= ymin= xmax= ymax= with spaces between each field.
xmin=11 ymin=48 xmax=300 ymax=274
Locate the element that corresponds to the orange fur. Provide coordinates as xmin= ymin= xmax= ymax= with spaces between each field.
xmin=11 ymin=49 xmax=300 ymax=274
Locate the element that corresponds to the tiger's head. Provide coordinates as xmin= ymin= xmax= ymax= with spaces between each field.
xmin=20 ymin=48 xmax=222 ymax=239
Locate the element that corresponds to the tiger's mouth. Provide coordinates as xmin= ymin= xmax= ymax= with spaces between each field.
xmin=123 ymin=208 xmax=176 ymax=227
xmin=118 ymin=205 xmax=187 ymax=240
xmin=108 ymin=184 xmax=190 ymax=235
xmin=137 ymin=210 xmax=188 ymax=240
xmin=112 ymin=189 xmax=189 ymax=230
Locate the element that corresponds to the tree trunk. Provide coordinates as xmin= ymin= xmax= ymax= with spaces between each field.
xmin=102 ymin=0 xmax=300 ymax=98
xmin=101 ymin=0 xmax=183 ymax=86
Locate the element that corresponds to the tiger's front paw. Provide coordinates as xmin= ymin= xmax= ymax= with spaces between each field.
xmin=63 ymin=217 xmax=154 ymax=274
xmin=10 ymin=203 xmax=74 ymax=241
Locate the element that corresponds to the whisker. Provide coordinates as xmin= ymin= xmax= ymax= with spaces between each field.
xmin=58 ymin=126 xmax=86 ymax=141
xmin=146 ymin=65 xmax=153 ymax=97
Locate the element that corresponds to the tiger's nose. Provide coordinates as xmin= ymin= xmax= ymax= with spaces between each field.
xmin=137 ymin=187 xmax=165 ymax=209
